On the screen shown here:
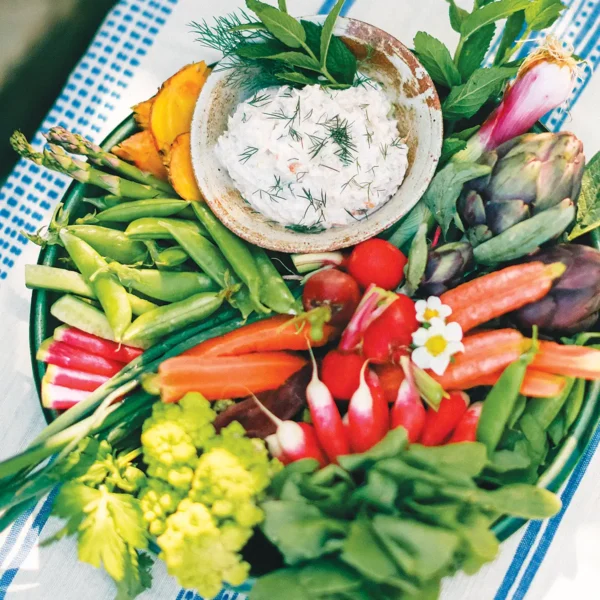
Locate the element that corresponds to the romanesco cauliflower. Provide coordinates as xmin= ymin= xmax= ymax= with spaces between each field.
xmin=139 ymin=479 xmax=184 ymax=536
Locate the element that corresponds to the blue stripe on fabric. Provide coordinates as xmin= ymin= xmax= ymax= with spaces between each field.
xmin=0 ymin=503 xmax=38 ymax=567
xmin=318 ymin=0 xmax=357 ymax=16
xmin=0 ymin=490 xmax=57 ymax=599
xmin=511 ymin=424 xmax=600 ymax=600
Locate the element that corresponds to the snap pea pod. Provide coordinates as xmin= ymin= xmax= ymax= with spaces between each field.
xmin=59 ymin=230 xmax=132 ymax=341
xmin=126 ymin=217 xmax=208 ymax=241
xmin=108 ymin=262 xmax=218 ymax=302
xmin=66 ymin=225 xmax=148 ymax=264
xmin=79 ymin=198 xmax=190 ymax=223
xmin=519 ymin=378 xmax=576 ymax=431
xmin=25 ymin=264 xmax=156 ymax=316
xmin=477 ymin=348 xmax=536 ymax=455
xmin=191 ymin=203 xmax=269 ymax=313
xmin=160 ymin=221 xmax=255 ymax=318
xmin=563 ymin=378 xmax=586 ymax=430
xmin=250 ymin=246 xmax=298 ymax=314
xmin=144 ymin=241 xmax=189 ymax=269
xmin=83 ymin=196 xmax=123 ymax=211
xmin=122 ymin=291 xmax=225 ymax=345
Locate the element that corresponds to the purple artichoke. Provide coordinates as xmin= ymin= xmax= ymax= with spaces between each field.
xmin=514 ymin=244 xmax=600 ymax=333
xmin=420 ymin=241 xmax=474 ymax=295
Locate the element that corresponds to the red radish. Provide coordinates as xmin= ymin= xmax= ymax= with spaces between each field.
xmin=45 ymin=364 xmax=110 ymax=392
xmin=41 ymin=379 xmax=90 ymax=410
xmin=447 ymin=402 xmax=483 ymax=444
xmin=302 ymin=269 xmax=361 ymax=326
xmin=339 ymin=285 xmax=396 ymax=352
xmin=306 ymin=350 xmax=350 ymax=462
xmin=420 ymin=391 xmax=470 ymax=446
xmin=292 ymin=252 xmax=346 ymax=274
xmin=265 ymin=434 xmax=290 ymax=464
xmin=54 ymin=325 xmax=143 ymax=363
xmin=391 ymin=358 xmax=426 ymax=443
xmin=252 ymin=396 xmax=327 ymax=467
xmin=347 ymin=362 xmax=390 ymax=453
xmin=321 ymin=350 xmax=364 ymax=400
xmin=342 ymin=413 xmax=351 ymax=438
xmin=375 ymin=364 xmax=405 ymax=403
xmin=362 ymin=295 xmax=419 ymax=364
xmin=37 ymin=338 xmax=123 ymax=377
xmin=347 ymin=239 xmax=407 ymax=290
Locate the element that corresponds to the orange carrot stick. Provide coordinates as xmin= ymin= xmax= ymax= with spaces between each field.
xmin=159 ymin=352 xmax=307 ymax=403
xmin=183 ymin=315 xmax=337 ymax=358
xmin=463 ymin=368 xmax=567 ymax=398
xmin=441 ymin=262 xmax=565 ymax=332
xmin=431 ymin=329 xmax=527 ymax=390
xmin=532 ymin=341 xmax=600 ymax=380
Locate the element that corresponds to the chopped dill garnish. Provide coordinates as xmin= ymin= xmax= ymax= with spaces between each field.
xmin=248 ymin=92 xmax=272 ymax=107
xmin=379 ymin=143 xmax=389 ymax=159
xmin=289 ymin=128 xmax=303 ymax=143
xmin=341 ymin=175 xmax=357 ymax=193
xmin=281 ymin=88 xmax=294 ymax=98
xmin=308 ymin=134 xmax=328 ymax=159
xmin=298 ymin=187 xmax=326 ymax=226
xmin=391 ymin=137 xmax=405 ymax=149
xmin=319 ymin=164 xmax=340 ymax=172
xmin=344 ymin=208 xmax=361 ymax=221
xmin=239 ymin=146 xmax=258 ymax=163
xmin=296 ymin=171 xmax=308 ymax=183
xmin=265 ymin=98 xmax=301 ymax=138
xmin=355 ymin=73 xmax=378 ymax=90
xmin=320 ymin=115 xmax=357 ymax=166
xmin=303 ymin=108 xmax=314 ymax=122
xmin=364 ymin=127 xmax=374 ymax=147
xmin=254 ymin=175 xmax=286 ymax=203
xmin=241 ymin=113 xmax=249 ymax=123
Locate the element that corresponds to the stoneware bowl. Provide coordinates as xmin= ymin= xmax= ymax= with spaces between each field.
xmin=190 ymin=16 xmax=443 ymax=253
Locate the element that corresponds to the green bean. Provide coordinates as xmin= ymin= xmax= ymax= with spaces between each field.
xmin=519 ymin=378 xmax=575 ymax=431
xmin=122 ymin=291 xmax=225 ymax=345
xmin=125 ymin=217 xmax=208 ymax=241
xmin=191 ymin=203 xmax=269 ymax=313
xmin=67 ymin=225 xmax=148 ymax=264
xmin=563 ymin=378 xmax=586 ymax=430
xmin=79 ymin=198 xmax=190 ymax=223
xmin=250 ymin=246 xmax=297 ymax=314
xmin=159 ymin=221 xmax=255 ymax=318
xmin=108 ymin=262 xmax=218 ymax=303
xmin=59 ymin=230 xmax=132 ymax=341
xmin=144 ymin=241 xmax=189 ymax=269
xmin=477 ymin=352 xmax=534 ymax=455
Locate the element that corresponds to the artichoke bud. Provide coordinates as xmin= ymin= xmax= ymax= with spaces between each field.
xmin=467 ymin=226 xmax=493 ymax=246
xmin=459 ymin=190 xmax=487 ymax=226
xmin=486 ymin=200 xmax=530 ymax=235
xmin=420 ymin=241 xmax=474 ymax=295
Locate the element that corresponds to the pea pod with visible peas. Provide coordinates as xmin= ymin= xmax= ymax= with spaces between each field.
xmin=125 ymin=217 xmax=208 ymax=241
xmin=159 ymin=220 xmax=255 ymax=318
xmin=191 ymin=203 xmax=269 ymax=313
xmin=59 ymin=230 xmax=132 ymax=341
xmin=78 ymin=198 xmax=190 ymax=223
xmin=108 ymin=262 xmax=218 ymax=303
xmin=250 ymin=246 xmax=298 ymax=314
xmin=122 ymin=290 xmax=226 ymax=346
xmin=66 ymin=225 xmax=148 ymax=264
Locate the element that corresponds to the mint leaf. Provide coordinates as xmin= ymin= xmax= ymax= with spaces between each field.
xmin=440 ymin=137 xmax=468 ymax=165
xmin=413 ymin=32 xmax=461 ymax=88
xmin=403 ymin=222 xmax=429 ymax=295
xmin=423 ymin=162 xmax=492 ymax=234
xmin=235 ymin=40 xmax=289 ymax=58
xmin=265 ymin=51 xmax=322 ymax=71
xmin=525 ymin=0 xmax=566 ymax=30
xmin=461 ymin=0 xmax=532 ymax=40
xmin=442 ymin=66 xmax=517 ymax=120
xmin=453 ymin=125 xmax=480 ymax=140
xmin=447 ymin=0 xmax=469 ymax=33
xmin=568 ymin=151 xmax=600 ymax=240
xmin=246 ymin=0 xmax=307 ymax=48
xmin=278 ymin=0 xmax=288 ymax=12
xmin=320 ymin=0 xmax=346 ymax=69
xmin=276 ymin=71 xmax=321 ymax=85
xmin=494 ymin=11 xmax=525 ymax=65
xmin=457 ymin=24 xmax=495 ymax=80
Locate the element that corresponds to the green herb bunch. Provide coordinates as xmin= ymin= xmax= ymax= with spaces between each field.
xmin=192 ymin=0 xmax=358 ymax=92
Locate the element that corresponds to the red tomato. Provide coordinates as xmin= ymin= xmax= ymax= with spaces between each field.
xmin=347 ymin=239 xmax=407 ymax=290
xmin=321 ymin=350 xmax=364 ymax=400
xmin=302 ymin=269 xmax=361 ymax=326
xmin=362 ymin=295 xmax=419 ymax=363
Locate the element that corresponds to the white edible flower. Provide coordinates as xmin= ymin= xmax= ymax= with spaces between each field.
xmin=411 ymin=318 xmax=464 ymax=376
xmin=415 ymin=296 xmax=452 ymax=325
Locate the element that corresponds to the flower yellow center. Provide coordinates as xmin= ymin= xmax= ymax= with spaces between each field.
xmin=425 ymin=335 xmax=448 ymax=357
xmin=423 ymin=308 xmax=439 ymax=321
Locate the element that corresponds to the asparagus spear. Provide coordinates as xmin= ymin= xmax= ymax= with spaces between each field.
xmin=10 ymin=132 xmax=166 ymax=200
xmin=45 ymin=126 xmax=176 ymax=195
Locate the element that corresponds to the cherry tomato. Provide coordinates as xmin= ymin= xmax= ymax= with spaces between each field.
xmin=347 ymin=239 xmax=407 ymax=290
xmin=321 ymin=350 xmax=364 ymax=400
xmin=302 ymin=269 xmax=361 ymax=326
xmin=362 ymin=295 xmax=418 ymax=363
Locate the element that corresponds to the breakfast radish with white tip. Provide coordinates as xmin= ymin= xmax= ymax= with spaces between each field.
xmin=391 ymin=357 xmax=426 ymax=443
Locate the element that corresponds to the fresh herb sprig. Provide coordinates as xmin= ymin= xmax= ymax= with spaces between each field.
xmin=193 ymin=0 xmax=358 ymax=91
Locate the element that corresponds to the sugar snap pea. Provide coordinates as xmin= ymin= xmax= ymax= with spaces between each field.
xmin=79 ymin=198 xmax=190 ymax=223
xmin=564 ymin=378 xmax=586 ymax=430
xmin=108 ymin=263 xmax=219 ymax=303
xmin=125 ymin=217 xmax=208 ymax=241
xmin=520 ymin=378 xmax=575 ymax=431
xmin=251 ymin=246 xmax=298 ymax=314
xmin=67 ymin=225 xmax=148 ymax=264
xmin=122 ymin=291 xmax=225 ymax=345
xmin=83 ymin=196 xmax=123 ymax=211
xmin=191 ymin=203 xmax=269 ymax=313
xmin=59 ymin=230 xmax=132 ymax=341
xmin=144 ymin=242 xmax=189 ymax=269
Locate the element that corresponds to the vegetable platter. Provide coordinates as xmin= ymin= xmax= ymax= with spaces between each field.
xmin=3 ymin=0 xmax=600 ymax=599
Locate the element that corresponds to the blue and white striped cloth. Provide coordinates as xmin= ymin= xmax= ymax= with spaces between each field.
xmin=0 ymin=1 xmax=598 ymax=598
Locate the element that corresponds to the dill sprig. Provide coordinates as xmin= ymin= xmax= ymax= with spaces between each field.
xmin=299 ymin=187 xmax=326 ymax=226
xmin=391 ymin=137 xmax=406 ymax=149
xmin=321 ymin=115 xmax=357 ymax=166
xmin=239 ymin=146 xmax=258 ymax=163
xmin=308 ymin=134 xmax=328 ymax=159
xmin=248 ymin=92 xmax=272 ymax=107
xmin=364 ymin=127 xmax=374 ymax=148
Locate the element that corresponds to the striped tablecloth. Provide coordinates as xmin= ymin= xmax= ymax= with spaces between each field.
xmin=0 ymin=1 xmax=599 ymax=598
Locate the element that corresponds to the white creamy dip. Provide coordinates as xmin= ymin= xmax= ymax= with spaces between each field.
xmin=216 ymin=84 xmax=409 ymax=230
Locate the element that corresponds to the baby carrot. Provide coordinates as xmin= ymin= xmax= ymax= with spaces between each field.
xmin=183 ymin=315 xmax=337 ymax=358
xmin=532 ymin=341 xmax=600 ymax=380
xmin=159 ymin=352 xmax=307 ymax=402
xmin=464 ymin=368 xmax=567 ymax=398
xmin=440 ymin=262 xmax=565 ymax=332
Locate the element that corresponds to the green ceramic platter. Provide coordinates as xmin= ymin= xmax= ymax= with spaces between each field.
xmin=29 ymin=115 xmax=600 ymax=551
